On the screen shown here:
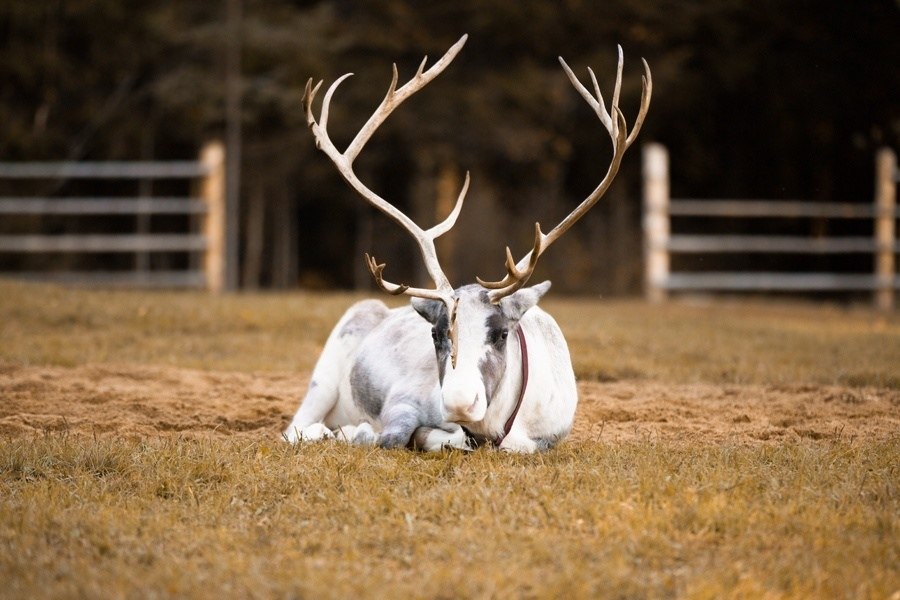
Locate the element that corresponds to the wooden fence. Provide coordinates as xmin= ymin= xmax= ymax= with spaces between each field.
xmin=0 ymin=141 xmax=225 ymax=292
xmin=643 ymin=144 xmax=898 ymax=310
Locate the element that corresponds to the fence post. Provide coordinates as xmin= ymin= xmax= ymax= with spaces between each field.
xmin=643 ymin=143 xmax=670 ymax=302
xmin=874 ymin=147 xmax=897 ymax=311
xmin=200 ymin=141 xmax=226 ymax=293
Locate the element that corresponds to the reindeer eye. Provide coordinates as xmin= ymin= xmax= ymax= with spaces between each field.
xmin=490 ymin=328 xmax=509 ymax=347
xmin=431 ymin=327 xmax=445 ymax=345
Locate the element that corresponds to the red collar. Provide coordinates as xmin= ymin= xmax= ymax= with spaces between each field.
xmin=494 ymin=325 xmax=529 ymax=447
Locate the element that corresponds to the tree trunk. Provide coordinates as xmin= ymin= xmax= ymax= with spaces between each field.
xmin=242 ymin=183 xmax=265 ymax=290
xmin=271 ymin=191 xmax=297 ymax=288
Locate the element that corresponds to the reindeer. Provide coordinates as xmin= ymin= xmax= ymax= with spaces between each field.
xmin=284 ymin=34 xmax=651 ymax=452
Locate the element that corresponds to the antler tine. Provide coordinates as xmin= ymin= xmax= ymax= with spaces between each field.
xmin=560 ymin=58 xmax=610 ymax=132
xmin=587 ymin=68 xmax=611 ymax=132
xmin=319 ymin=73 xmax=354 ymax=134
xmin=625 ymin=58 xmax=653 ymax=149
xmin=428 ymin=171 xmax=470 ymax=238
xmin=481 ymin=48 xmax=651 ymax=304
xmin=476 ymin=222 xmax=544 ymax=291
xmin=302 ymin=78 xmax=323 ymax=128
xmin=611 ymin=45 xmax=624 ymax=135
xmin=345 ymin=34 xmax=468 ymax=164
xmin=365 ymin=253 xmax=409 ymax=296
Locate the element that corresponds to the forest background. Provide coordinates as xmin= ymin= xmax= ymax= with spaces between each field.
xmin=1 ymin=1 xmax=898 ymax=294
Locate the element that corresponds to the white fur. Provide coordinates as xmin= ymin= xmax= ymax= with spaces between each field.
xmin=284 ymin=283 xmax=577 ymax=453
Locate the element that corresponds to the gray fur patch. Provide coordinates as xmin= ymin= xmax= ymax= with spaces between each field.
xmin=350 ymin=363 xmax=383 ymax=418
xmin=479 ymin=349 xmax=506 ymax=404
xmin=479 ymin=310 xmax=513 ymax=403
xmin=532 ymin=425 xmax=571 ymax=451
xmin=378 ymin=402 xmax=424 ymax=449
xmin=533 ymin=436 xmax=562 ymax=452
xmin=411 ymin=298 xmax=451 ymax=382
xmin=484 ymin=312 xmax=508 ymax=337
xmin=433 ymin=313 xmax=451 ymax=383
xmin=339 ymin=301 xmax=389 ymax=338
xmin=411 ymin=297 xmax=445 ymax=324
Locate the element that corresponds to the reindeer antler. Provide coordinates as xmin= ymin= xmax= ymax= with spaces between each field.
xmin=303 ymin=37 xmax=652 ymax=361
xmin=302 ymin=35 xmax=469 ymax=365
xmin=476 ymin=46 xmax=652 ymax=303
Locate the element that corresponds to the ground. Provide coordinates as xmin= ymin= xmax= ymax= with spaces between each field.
xmin=1 ymin=280 xmax=897 ymax=599
xmin=1 ymin=363 xmax=897 ymax=445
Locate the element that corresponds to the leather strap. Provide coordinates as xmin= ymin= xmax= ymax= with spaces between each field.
xmin=495 ymin=325 xmax=528 ymax=447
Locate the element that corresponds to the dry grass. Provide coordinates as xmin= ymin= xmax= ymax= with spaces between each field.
xmin=1 ymin=279 xmax=898 ymax=386
xmin=551 ymin=296 xmax=900 ymax=388
xmin=0 ymin=279 xmax=351 ymax=373
xmin=1 ymin=279 xmax=898 ymax=599
xmin=2 ymin=435 xmax=897 ymax=599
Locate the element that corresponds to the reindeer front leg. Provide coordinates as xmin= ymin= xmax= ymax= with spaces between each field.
xmin=377 ymin=402 xmax=426 ymax=449
xmin=284 ymin=300 xmax=389 ymax=444
xmin=497 ymin=430 xmax=538 ymax=453
xmin=410 ymin=423 xmax=470 ymax=451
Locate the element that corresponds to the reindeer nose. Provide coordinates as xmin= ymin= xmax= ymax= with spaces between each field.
xmin=443 ymin=393 xmax=483 ymax=423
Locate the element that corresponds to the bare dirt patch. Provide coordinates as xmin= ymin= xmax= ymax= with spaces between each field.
xmin=574 ymin=380 xmax=899 ymax=444
xmin=2 ymin=363 xmax=896 ymax=445
xmin=0 ymin=364 xmax=303 ymax=439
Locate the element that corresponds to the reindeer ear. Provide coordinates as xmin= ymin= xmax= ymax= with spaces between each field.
xmin=499 ymin=280 xmax=551 ymax=321
xmin=411 ymin=297 xmax=446 ymax=325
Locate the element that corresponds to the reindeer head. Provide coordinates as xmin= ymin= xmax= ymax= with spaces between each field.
xmin=410 ymin=282 xmax=549 ymax=422
xmin=302 ymin=34 xmax=650 ymax=377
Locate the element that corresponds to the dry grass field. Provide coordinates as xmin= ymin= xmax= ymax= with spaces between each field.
xmin=0 ymin=278 xmax=898 ymax=599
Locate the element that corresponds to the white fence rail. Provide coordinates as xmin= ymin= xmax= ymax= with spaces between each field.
xmin=0 ymin=141 xmax=225 ymax=292
xmin=642 ymin=144 xmax=898 ymax=310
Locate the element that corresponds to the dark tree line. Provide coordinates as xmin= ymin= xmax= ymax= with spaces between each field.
xmin=1 ymin=1 xmax=898 ymax=293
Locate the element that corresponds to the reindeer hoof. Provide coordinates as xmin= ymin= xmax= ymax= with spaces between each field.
xmin=352 ymin=423 xmax=377 ymax=446
xmin=284 ymin=422 xmax=334 ymax=444
xmin=498 ymin=434 xmax=537 ymax=454
xmin=332 ymin=423 xmax=377 ymax=446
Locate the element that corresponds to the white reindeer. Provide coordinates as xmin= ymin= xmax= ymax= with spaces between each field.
xmin=285 ymin=34 xmax=651 ymax=452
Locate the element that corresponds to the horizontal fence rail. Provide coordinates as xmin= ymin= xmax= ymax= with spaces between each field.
xmin=0 ymin=197 xmax=208 ymax=215
xmin=0 ymin=161 xmax=210 ymax=179
xmin=0 ymin=141 xmax=225 ymax=291
xmin=661 ymin=236 xmax=899 ymax=254
xmin=642 ymin=143 xmax=898 ymax=310
xmin=667 ymin=200 xmax=899 ymax=219
xmin=0 ymin=234 xmax=208 ymax=253
xmin=663 ymin=273 xmax=900 ymax=292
